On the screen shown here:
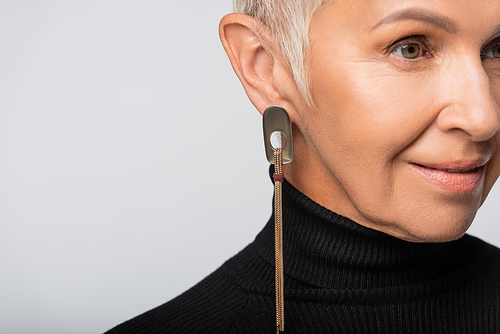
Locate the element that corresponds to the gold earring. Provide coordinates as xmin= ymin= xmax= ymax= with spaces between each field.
xmin=263 ymin=106 xmax=293 ymax=334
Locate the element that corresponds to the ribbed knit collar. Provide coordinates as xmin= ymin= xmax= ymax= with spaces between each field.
xmin=254 ymin=173 xmax=486 ymax=293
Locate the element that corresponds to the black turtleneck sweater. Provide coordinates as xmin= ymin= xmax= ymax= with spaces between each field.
xmin=105 ymin=176 xmax=500 ymax=333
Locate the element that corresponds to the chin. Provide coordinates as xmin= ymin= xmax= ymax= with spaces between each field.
xmin=417 ymin=227 xmax=469 ymax=243
xmin=400 ymin=214 xmax=475 ymax=243
xmin=360 ymin=202 xmax=479 ymax=243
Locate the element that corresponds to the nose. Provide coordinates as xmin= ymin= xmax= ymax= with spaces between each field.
xmin=436 ymin=57 xmax=500 ymax=142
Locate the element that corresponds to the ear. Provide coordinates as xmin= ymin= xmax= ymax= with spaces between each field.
xmin=219 ymin=14 xmax=299 ymax=121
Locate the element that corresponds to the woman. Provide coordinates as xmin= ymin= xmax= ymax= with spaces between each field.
xmin=106 ymin=0 xmax=500 ymax=332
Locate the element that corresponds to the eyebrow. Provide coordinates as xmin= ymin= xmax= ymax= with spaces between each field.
xmin=370 ymin=9 xmax=459 ymax=34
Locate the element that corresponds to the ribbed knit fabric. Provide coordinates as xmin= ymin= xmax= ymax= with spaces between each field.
xmin=104 ymin=173 xmax=500 ymax=333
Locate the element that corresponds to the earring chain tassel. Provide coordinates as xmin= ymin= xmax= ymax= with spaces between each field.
xmin=274 ymin=148 xmax=284 ymax=333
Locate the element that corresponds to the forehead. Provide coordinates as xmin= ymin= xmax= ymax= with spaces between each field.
xmin=315 ymin=0 xmax=500 ymax=36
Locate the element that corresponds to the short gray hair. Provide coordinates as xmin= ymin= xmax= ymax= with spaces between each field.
xmin=233 ymin=0 xmax=333 ymax=108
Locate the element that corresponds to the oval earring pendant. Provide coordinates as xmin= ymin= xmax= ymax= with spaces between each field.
xmin=263 ymin=106 xmax=293 ymax=165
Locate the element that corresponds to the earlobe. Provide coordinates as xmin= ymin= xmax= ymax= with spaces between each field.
xmin=219 ymin=14 xmax=286 ymax=115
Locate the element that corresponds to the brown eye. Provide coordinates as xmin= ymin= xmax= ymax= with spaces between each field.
xmin=492 ymin=45 xmax=500 ymax=58
xmin=403 ymin=44 xmax=420 ymax=58
xmin=400 ymin=43 xmax=421 ymax=59
xmin=392 ymin=41 xmax=425 ymax=60
xmin=483 ymin=42 xmax=500 ymax=59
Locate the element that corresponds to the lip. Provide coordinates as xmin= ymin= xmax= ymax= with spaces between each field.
xmin=409 ymin=159 xmax=487 ymax=194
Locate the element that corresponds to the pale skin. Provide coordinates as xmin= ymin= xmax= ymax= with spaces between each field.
xmin=220 ymin=0 xmax=500 ymax=243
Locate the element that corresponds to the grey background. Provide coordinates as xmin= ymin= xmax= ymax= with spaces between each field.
xmin=0 ymin=2 xmax=498 ymax=333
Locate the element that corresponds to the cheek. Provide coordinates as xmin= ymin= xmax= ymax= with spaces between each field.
xmin=308 ymin=59 xmax=441 ymax=162
xmin=482 ymin=69 xmax=500 ymax=201
xmin=482 ymin=132 xmax=500 ymax=202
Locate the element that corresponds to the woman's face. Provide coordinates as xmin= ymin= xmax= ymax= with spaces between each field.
xmin=291 ymin=0 xmax=500 ymax=242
